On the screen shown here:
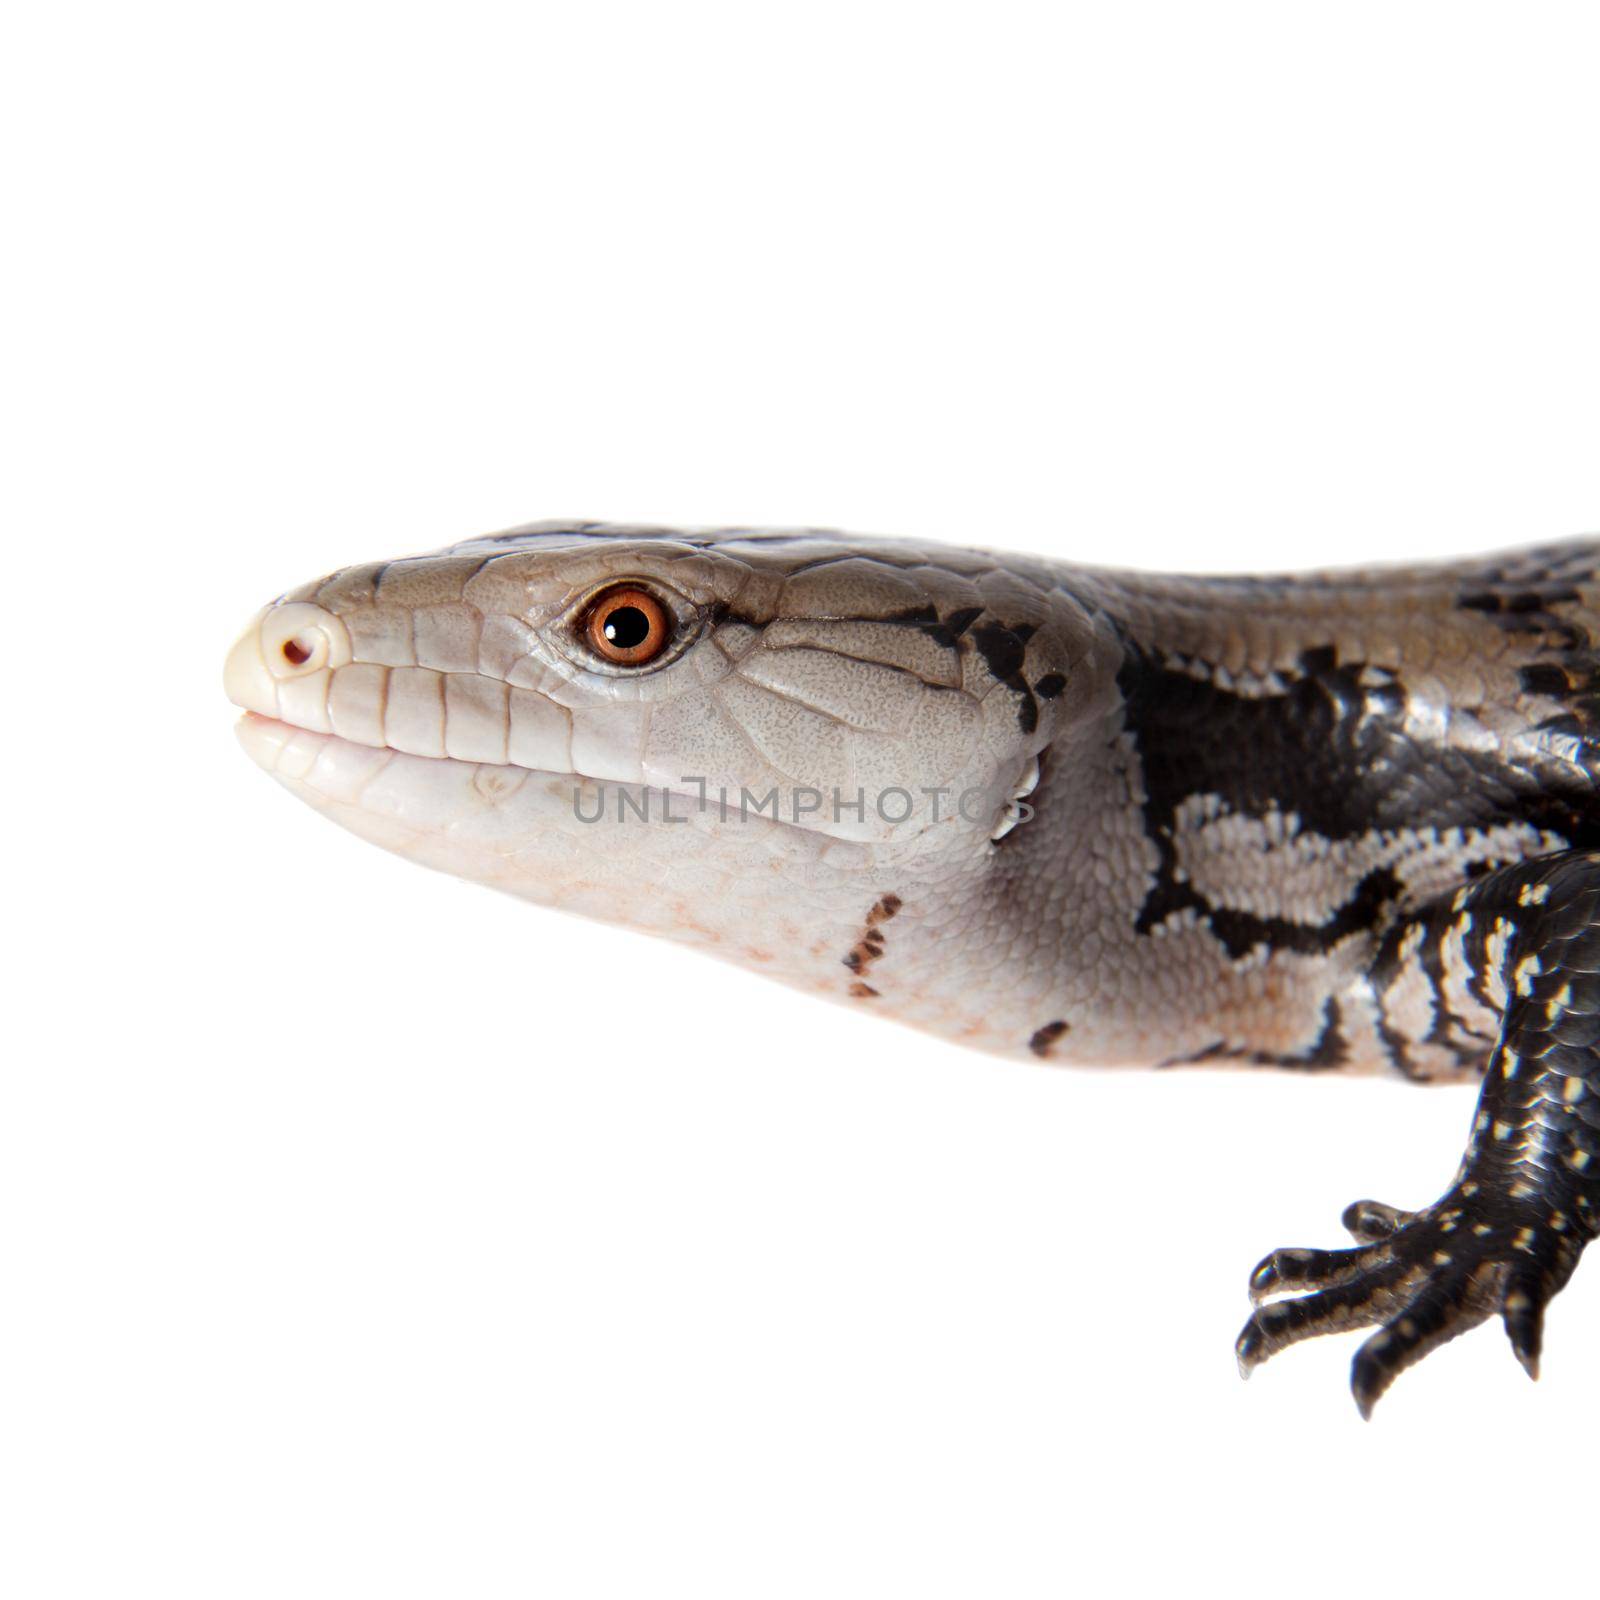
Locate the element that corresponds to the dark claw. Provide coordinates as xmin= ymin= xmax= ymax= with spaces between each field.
xmin=1341 ymin=1198 xmax=1415 ymax=1244
xmin=1502 ymin=1273 xmax=1546 ymax=1381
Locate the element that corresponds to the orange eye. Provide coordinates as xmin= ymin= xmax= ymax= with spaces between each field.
xmin=584 ymin=586 xmax=672 ymax=666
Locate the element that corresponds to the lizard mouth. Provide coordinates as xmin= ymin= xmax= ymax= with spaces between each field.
xmin=235 ymin=711 xmax=661 ymax=819
xmin=236 ymin=710 xmax=554 ymax=782
xmin=230 ymin=710 xmax=864 ymax=944
xmin=231 ymin=711 xmax=573 ymax=839
xmin=232 ymin=712 xmax=848 ymax=851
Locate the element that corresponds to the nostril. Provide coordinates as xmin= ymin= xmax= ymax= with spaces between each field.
xmin=250 ymin=601 xmax=353 ymax=686
xmin=228 ymin=600 xmax=353 ymax=711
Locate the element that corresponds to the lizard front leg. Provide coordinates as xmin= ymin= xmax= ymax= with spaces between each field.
xmin=1235 ymin=850 xmax=1600 ymax=1416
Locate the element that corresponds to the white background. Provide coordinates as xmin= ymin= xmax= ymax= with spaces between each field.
xmin=7 ymin=4 xmax=1600 ymax=1596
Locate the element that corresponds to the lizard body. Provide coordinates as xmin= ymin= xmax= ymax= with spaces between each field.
xmin=226 ymin=523 xmax=1600 ymax=1412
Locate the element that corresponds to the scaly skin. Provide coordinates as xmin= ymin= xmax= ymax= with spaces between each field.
xmin=226 ymin=522 xmax=1600 ymax=1413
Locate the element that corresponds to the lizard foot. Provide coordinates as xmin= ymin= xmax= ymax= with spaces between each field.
xmin=1235 ymin=1184 xmax=1585 ymax=1416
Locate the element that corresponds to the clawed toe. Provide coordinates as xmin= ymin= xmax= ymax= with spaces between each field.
xmin=1501 ymin=1272 xmax=1548 ymax=1381
xmin=1236 ymin=1185 xmax=1582 ymax=1415
xmin=1349 ymin=1270 xmax=1490 ymax=1417
xmin=1247 ymin=1243 xmax=1375 ymax=1302
xmin=1341 ymin=1198 xmax=1415 ymax=1244
xmin=1236 ymin=1260 xmax=1407 ymax=1376
xmin=1230 ymin=850 xmax=1600 ymax=1414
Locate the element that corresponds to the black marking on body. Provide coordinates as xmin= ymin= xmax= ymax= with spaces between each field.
xmin=1162 ymin=998 xmax=1348 ymax=1071
xmin=1369 ymin=989 xmax=1429 ymax=1081
xmin=1520 ymin=654 xmax=1600 ymax=745
xmin=878 ymin=605 xmax=1045 ymax=733
xmin=1029 ymin=1020 xmax=1070 ymax=1057
xmin=1459 ymin=583 xmax=1585 ymax=646
xmin=1454 ymin=546 xmax=1600 ymax=716
xmin=842 ymin=895 xmax=902 ymax=996
xmin=1117 ymin=635 xmax=1600 ymax=965
xmin=1419 ymin=906 xmax=1494 ymax=1050
xmin=1369 ymin=901 xmax=1499 ymax=1080
xmin=1452 ymin=554 xmax=1600 ymax=831
xmin=925 ymin=605 xmax=984 ymax=649
xmin=970 ymin=620 xmax=1040 ymax=734
xmin=1453 ymin=541 xmax=1598 ymax=604
xmin=1210 ymin=866 xmax=1404 ymax=960
xmin=1121 ymin=637 xmax=1597 ymax=843
xmin=1520 ymin=662 xmax=1579 ymax=698
xmin=878 ymin=603 xmax=982 ymax=651
xmin=1302 ymin=999 xmax=1351 ymax=1068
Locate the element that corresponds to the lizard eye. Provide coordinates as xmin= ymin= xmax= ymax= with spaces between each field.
xmin=584 ymin=585 xmax=672 ymax=666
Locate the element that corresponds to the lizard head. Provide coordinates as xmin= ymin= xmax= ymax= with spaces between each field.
xmin=224 ymin=522 xmax=1110 ymax=1000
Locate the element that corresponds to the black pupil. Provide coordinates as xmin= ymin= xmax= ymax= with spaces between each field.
xmin=603 ymin=605 xmax=652 ymax=650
